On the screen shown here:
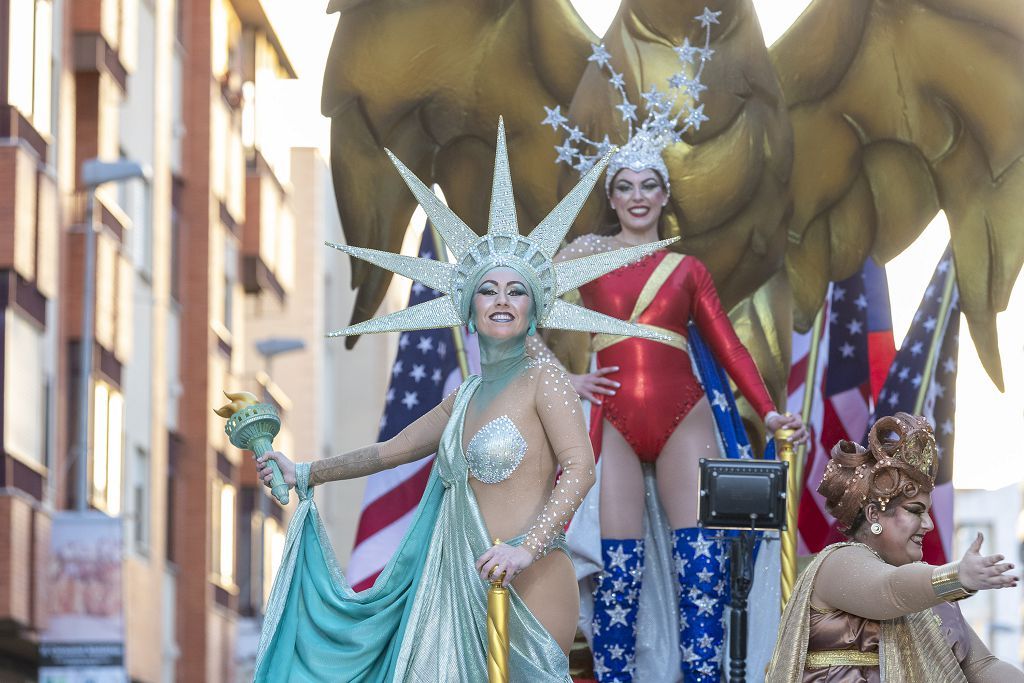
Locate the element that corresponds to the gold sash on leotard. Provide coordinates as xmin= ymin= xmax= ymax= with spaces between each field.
xmin=591 ymin=252 xmax=688 ymax=353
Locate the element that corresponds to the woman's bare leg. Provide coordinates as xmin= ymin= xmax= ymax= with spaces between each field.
xmin=655 ymin=397 xmax=718 ymax=528
xmin=599 ymin=419 xmax=645 ymax=536
xmin=513 ymin=551 xmax=580 ymax=655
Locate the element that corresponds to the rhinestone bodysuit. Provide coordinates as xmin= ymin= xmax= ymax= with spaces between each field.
xmin=465 ymin=415 xmax=528 ymax=484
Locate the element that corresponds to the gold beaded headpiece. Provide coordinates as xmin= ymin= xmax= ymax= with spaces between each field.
xmin=818 ymin=413 xmax=939 ymax=530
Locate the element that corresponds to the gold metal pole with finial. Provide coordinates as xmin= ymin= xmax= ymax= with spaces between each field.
xmin=487 ymin=538 xmax=510 ymax=683
xmin=777 ymin=427 xmax=798 ymax=610
xmin=914 ymin=257 xmax=957 ymax=415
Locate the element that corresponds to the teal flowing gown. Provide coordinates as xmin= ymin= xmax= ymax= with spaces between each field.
xmin=255 ymin=376 xmax=572 ymax=682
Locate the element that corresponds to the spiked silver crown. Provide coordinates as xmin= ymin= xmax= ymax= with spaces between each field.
xmin=326 ymin=118 xmax=677 ymax=341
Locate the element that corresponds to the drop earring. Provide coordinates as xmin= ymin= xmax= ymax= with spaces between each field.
xmin=870 ymin=522 xmax=883 ymax=535
xmin=528 ymin=320 xmax=537 ymax=336
xmin=468 ymin=320 xmax=477 ymax=335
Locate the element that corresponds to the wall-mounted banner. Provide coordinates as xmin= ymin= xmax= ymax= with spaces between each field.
xmin=38 ymin=511 xmax=126 ymax=683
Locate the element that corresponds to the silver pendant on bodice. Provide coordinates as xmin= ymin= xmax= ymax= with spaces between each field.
xmin=465 ymin=415 xmax=527 ymax=484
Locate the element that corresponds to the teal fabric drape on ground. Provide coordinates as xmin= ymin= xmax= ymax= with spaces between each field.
xmin=254 ymin=376 xmax=571 ymax=682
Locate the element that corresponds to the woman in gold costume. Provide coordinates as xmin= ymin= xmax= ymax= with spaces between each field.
xmin=767 ymin=413 xmax=1022 ymax=682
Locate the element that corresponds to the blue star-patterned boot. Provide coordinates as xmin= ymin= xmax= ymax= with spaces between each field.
xmin=673 ymin=527 xmax=729 ymax=682
xmin=591 ymin=538 xmax=645 ymax=682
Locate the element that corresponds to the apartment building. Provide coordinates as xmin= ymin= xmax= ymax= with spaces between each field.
xmin=0 ymin=1 xmax=302 ymax=680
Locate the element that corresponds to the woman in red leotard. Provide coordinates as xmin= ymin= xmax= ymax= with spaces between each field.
xmin=530 ymin=166 xmax=807 ymax=682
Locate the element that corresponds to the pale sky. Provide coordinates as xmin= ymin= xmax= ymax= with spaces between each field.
xmin=265 ymin=0 xmax=1023 ymax=491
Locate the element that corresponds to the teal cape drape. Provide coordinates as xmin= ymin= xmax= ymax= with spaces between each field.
xmin=254 ymin=376 xmax=571 ymax=682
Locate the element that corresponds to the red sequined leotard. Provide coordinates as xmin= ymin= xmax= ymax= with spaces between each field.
xmin=560 ymin=235 xmax=776 ymax=462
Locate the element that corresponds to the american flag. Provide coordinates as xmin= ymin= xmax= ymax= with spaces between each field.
xmin=345 ymin=228 xmax=464 ymax=591
xmin=788 ymin=258 xmax=896 ymax=554
xmin=871 ymin=246 xmax=959 ymax=564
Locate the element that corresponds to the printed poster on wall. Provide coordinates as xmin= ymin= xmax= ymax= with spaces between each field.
xmin=38 ymin=511 xmax=127 ymax=683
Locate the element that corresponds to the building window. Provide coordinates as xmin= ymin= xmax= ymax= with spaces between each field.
xmin=7 ymin=0 xmax=53 ymax=136
xmin=2 ymin=309 xmax=46 ymax=468
xmin=223 ymin=235 xmax=237 ymax=332
xmin=91 ymin=381 xmax=124 ymax=515
xmin=131 ymin=446 xmax=150 ymax=554
xmin=212 ymin=477 xmax=236 ymax=586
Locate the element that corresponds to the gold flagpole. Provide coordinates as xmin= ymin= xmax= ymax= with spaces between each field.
xmin=914 ymin=256 xmax=957 ymax=414
xmin=780 ymin=304 xmax=825 ymax=611
xmin=486 ymin=539 xmax=510 ymax=682
xmin=427 ymin=223 xmax=470 ymax=379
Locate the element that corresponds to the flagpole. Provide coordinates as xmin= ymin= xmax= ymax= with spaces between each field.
xmin=428 ymin=223 xmax=470 ymax=379
xmin=913 ymin=256 xmax=957 ymax=414
xmin=780 ymin=302 xmax=825 ymax=611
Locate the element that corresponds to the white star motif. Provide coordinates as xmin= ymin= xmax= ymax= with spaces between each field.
xmin=681 ymin=643 xmax=698 ymax=662
xmin=839 ymin=342 xmax=855 ymax=358
xmin=674 ymin=555 xmax=689 ymax=574
xmin=696 ymin=568 xmax=714 ymax=583
xmin=943 ymin=356 xmax=956 ymax=373
xmin=738 ymin=444 xmax=752 ymax=459
xmin=616 ymin=101 xmax=638 ymax=122
xmin=416 ymin=336 xmax=434 ymax=353
xmin=411 ymin=282 xmax=425 ymax=296
xmin=938 ymin=258 xmax=950 ymax=273
xmin=690 ymin=533 xmax=713 ymax=558
xmin=608 ymin=644 xmax=625 ymax=660
xmin=554 ymin=140 xmax=576 ymax=164
xmin=910 ymin=341 xmax=924 ymax=356
xmin=612 ymin=578 xmax=627 ymax=593
xmin=898 ymin=366 xmax=910 ymax=381
xmin=607 ymin=545 xmax=629 ymax=571
xmin=713 ymin=579 xmax=727 ymax=595
xmin=606 ymin=603 xmax=630 ymax=627
xmin=685 ymin=79 xmax=708 ymax=99
xmin=695 ymin=594 xmax=717 ymax=616
xmin=379 ymin=414 xmax=387 ymax=429
xmin=887 ymin=391 xmax=900 ymax=407
xmin=385 ymin=388 xmax=395 ymax=404
xmin=401 ymin=391 xmax=419 ymax=409
xmin=541 ymin=105 xmax=568 ymax=130
xmin=688 ymin=586 xmax=703 ymax=601
xmin=409 ymin=364 xmax=427 ymax=382
xmin=609 ymin=70 xmax=625 ymax=89
xmin=941 ymin=419 xmax=954 ymax=435
xmin=684 ymin=103 xmax=709 ymax=130
xmin=697 ymin=633 xmax=715 ymax=650
xmin=846 ymin=319 xmax=863 ymax=335
xmin=399 ymin=334 xmax=410 ymax=350
xmin=437 ymin=341 xmax=447 ymax=358
xmin=695 ymin=7 xmax=722 ymax=27
xmin=833 ymin=286 xmax=846 ymax=301
xmin=711 ymin=390 xmax=730 ymax=412
xmin=697 ymin=46 xmax=715 ymax=63
xmin=675 ymin=38 xmax=698 ymax=63
xmin=935 ymin=383 xmax=945 ymax=398
xmin=911 ymin=373 xmax=923 ymax=388
xmin=924 ymin=316 xmax=937 ymax=332
xmin=600 ymin=589 xmax=617 ymax=606
xmin=588 ymin=43 xmax=612 ymax=67
xmin=391 ymin=360 xmax=404 ymax=376
xmin=854 ymin=294 xmax=868 ymax=309
xmin=593 ymin=655 xmax=610 ymax=678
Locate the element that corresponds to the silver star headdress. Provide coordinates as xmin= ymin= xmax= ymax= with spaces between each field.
xmin=327 ymin=118 xmax=677 ymax=340
xmin=541 ymin=7 xmax=721 ymax=195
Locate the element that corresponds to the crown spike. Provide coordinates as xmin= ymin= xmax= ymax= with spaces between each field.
xmin=528 ymin=149 xmax=615 ymax=258
xmin=487 ymin=118 xmax=519 ymax=237
xmin=327 ymin=296 xmax=463 ymax=337
xmin=553 ymin=237 xmax=678 ymax=295
xmin=384 ymin=149 xmax=479 ymax=259
xmin=541 ymin=299 xmax=670 ymax=341
xmin=326 ymin=241 xmax=455 ymax=294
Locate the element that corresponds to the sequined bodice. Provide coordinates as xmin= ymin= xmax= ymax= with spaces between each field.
xmin=465 ymin=415 xmax=528 ymax=484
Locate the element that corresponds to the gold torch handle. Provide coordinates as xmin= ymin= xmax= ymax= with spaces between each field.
xmin=777 ymin=427 xmax=798 ymax=611
xmin=486 ymin=539 xmax=510 ymax=683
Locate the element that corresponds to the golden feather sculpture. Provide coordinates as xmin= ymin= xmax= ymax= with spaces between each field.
xmin=323 ymin=0 xmax=1024 ymax=394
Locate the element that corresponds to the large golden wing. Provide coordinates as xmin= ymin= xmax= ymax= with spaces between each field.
xmin=772 ymin=0 xmax=1024 ymax=389
xmin=322 ymin=0 xmax=596 ymax=343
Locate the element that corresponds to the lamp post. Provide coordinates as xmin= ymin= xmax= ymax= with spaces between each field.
xmin=75 ymin=159 xmax=151 ymax=512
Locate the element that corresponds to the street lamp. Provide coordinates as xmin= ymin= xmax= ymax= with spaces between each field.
xmin=75 ymin=158 xmax=152 ymax=512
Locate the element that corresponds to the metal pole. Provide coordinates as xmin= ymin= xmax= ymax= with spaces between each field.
xmin=792 ymin=304 xmax=825 ymax=515
xmin=914 ymin=258 xmax=957 ymax=414
xmin=777 ymin=428 xmax=798 ymax=610
xmin=76 ymin=191 xmax=97 ymax=511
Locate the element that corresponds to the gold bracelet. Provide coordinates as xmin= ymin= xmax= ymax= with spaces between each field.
xmin=931 ymin=561 xmax=977 ymax=602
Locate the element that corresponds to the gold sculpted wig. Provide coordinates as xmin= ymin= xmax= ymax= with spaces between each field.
xmin=818 ymin=413 xmax=939 ymax=533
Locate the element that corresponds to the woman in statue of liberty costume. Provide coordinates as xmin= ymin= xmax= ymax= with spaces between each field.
xmin=250 ymin=119 xmax=676 ymax=681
